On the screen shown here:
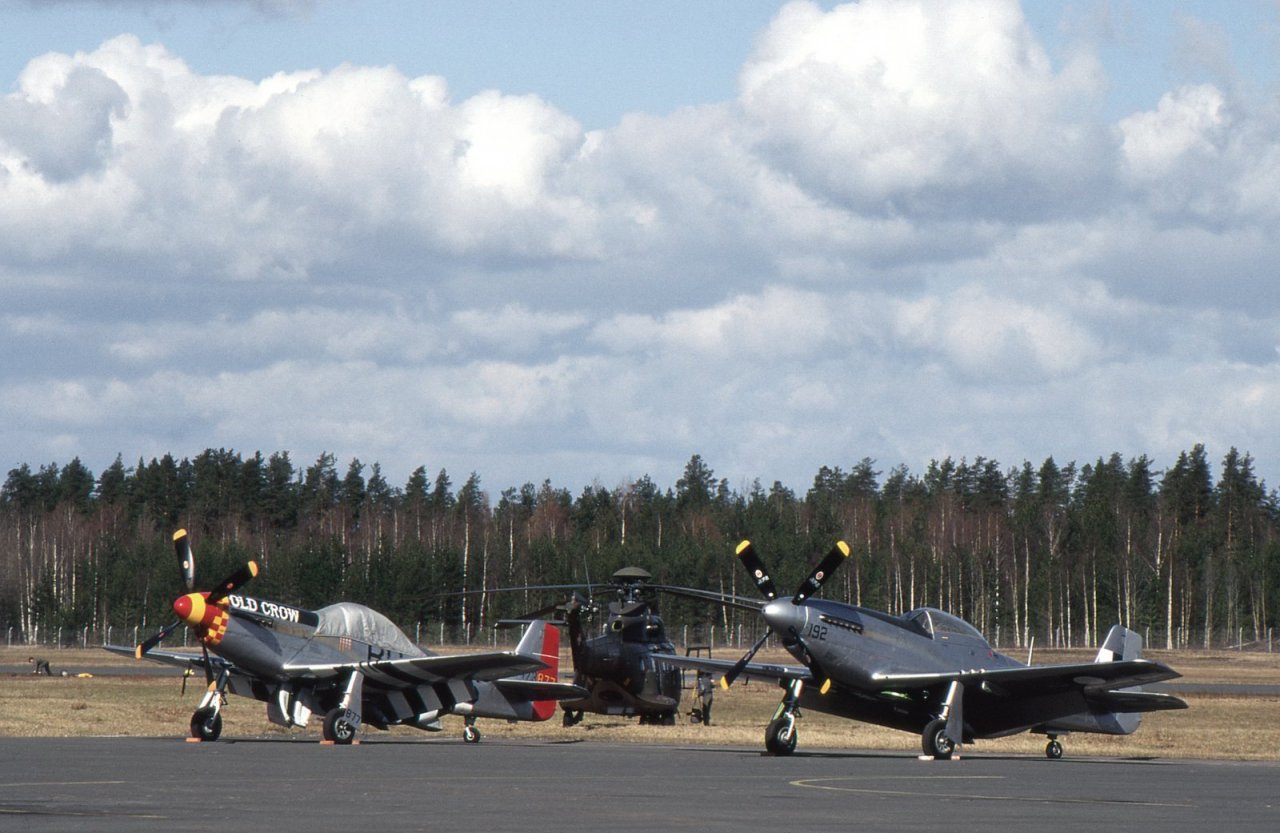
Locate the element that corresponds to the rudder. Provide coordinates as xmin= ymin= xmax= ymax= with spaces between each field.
xmin=1094 ymin=624 xmax=1143 ymax=663
xmin=514 ymin=620 xmax=561 ymax=721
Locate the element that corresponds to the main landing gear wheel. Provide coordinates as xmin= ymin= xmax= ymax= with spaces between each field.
xmin=764 ymin=716 xmax=798 ymax=755
xmin=322 ymin=709 xmax=357 ymax=744
xmin=189 ymin=707 xmax=222 ymax=742
xmin=463 ymin=724 xmax=481 ymax=743
xmin=1045 ymin=739 xmax=1064 ymax=759
xmin=922 ymin=718 xmax=956 ymax=760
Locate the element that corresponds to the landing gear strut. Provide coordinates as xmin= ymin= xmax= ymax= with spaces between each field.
xmin=765 ymin=679 xmax=803 ymax=755
xmin=321 ymin=669 xmax=364 ymax=745
xmin=921 ymin=680 xmax=964 ymax=760
xmin=188 ymin=666 xmax=229 ymax=742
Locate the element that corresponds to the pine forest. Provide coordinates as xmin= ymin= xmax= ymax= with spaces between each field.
xmin=2 ymin=444 xmax=1277 ymax=653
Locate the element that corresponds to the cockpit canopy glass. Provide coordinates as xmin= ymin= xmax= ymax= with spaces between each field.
xmin=905 ymin=607 xmax=986 ymax=642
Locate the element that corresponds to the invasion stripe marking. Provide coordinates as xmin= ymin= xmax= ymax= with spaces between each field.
xmin=364 ymin=663 xmax=437 ymax=686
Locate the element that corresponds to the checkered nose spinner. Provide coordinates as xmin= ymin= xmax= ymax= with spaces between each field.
xmin=172 ymin=592 xmax=231 ymax=646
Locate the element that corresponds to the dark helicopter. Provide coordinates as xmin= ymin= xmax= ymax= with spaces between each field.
xmin=556 ymin=567 xmax=683 ymax=726
xmin=490 ymin=567 xmax=714 ymax=727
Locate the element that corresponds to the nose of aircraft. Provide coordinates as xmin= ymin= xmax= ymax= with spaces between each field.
xmin=762 ymin=599 xmax=806 ymax=636
xmin=172 ymin=593 xmax=207 ymax=627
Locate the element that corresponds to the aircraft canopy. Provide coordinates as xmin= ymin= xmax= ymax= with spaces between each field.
xmin=314 ymin=602 xmax=423 ymax=657
xmin=905 ymin=607 xmax=987 ymax=642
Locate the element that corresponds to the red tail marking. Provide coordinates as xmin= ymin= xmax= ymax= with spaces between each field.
xmin=531 ymin=623 xmax=560 ymax=721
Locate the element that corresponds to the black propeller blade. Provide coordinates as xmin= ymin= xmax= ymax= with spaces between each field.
xmin=135 ymin=619 xmax=183 ymax=659
xmin=734 ymin=540 xmax=777 ymax=601
xmin=792 ymin=541 xmax=851 ymax=604
xmin=173 ymin=529 xmax=196 ymax=591
xmin=206 ymin=561 xmax=259 ymax=605
xmin=721 ymin=628 xmax=772 ymax=689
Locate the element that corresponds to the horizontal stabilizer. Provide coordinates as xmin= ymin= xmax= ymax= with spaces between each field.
xmin=1087 ymin=688 xmax=1188 ymax=713
xmin=493 ymin=678 xmax=589 ymax=701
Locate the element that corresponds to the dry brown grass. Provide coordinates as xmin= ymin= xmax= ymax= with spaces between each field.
xmin=3 ymin=645 xmax=1278 ymax=759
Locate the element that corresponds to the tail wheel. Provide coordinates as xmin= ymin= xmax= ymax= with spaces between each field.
xmin=322 ymin=708 xmax=357 ymax=744
xmin=764 ymin=716 xmax=797 ymax=755
xmin=922 ymin=718 xmax=955 ymax=759
xmin=463 ymin=724 xmax=481 ymax=743
xmin=190 ymin=707 xmax=222 ymax=742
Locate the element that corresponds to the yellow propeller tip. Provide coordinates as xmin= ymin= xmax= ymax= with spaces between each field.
xmin=134 ymin=646 xmax=144 ymax=660
xmin=719 ymin=677 xmax=731 ymax=690
xmin=173 ymin=529 xmax=188 ymax=541
xmin=248 ymin=561 xmax=260 ymax=577
xmin=820 ymin=678 xmax=833 ymax=695
xmin=735 ymin=540 xmax=752 ymax=555
xmin=837 ymin=540 xmax=851 ymax=557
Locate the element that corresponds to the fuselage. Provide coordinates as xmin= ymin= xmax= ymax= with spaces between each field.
xmin=764 ymin=598 xmax=1024 ymax=685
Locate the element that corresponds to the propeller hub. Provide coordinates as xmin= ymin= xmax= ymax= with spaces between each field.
xmin=173 ymin=593 xmax=207 ymax=628
xmin=762 ymin=599 xmax=806 ymax=635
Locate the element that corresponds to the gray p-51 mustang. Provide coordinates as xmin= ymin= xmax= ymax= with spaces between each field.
xmin=659 ymin=540 xmax=1187 ymax=759
xmin=106 ymin=529 xmax=587 ymax=743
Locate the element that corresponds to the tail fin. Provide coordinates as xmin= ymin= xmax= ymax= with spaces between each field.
xmin=1092 ymin=625 xmax=1144 ymax=734
xmin=514 ymin=620 xmax=561 ymax=721
xmin=1094 ymin=624 xmax=1143 ymax=663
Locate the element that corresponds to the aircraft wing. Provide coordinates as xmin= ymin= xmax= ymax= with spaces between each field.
xmin=283 ymin=649 xmax=548 ymax=688
xmin=102 ymin=644 xmax=226 ymax=672
xmin=872 ymin=657 xmax=1185 ymax=708
xmin=651 ymin=653 xmax=811 ymax=686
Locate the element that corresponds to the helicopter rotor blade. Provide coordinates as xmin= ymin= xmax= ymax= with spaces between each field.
xmin=734 ymin=540 xmax=778 ymax=601
xmin=791 ymin=541 xmax=851 ymax=604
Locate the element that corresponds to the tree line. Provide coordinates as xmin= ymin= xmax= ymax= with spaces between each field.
xmin=2 ymin=445 xmax=1276 ymax=651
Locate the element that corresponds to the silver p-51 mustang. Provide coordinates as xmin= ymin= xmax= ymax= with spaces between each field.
xmin=660 ymin=540 xmax=1187 ymax=759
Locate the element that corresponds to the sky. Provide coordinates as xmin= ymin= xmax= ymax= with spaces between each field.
xmin=3 ymin=0 xmax=1280 ymax=498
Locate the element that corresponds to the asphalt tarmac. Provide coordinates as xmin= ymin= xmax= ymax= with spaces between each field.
xmin=0 ymin=736 xmax=1275 ymax=832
